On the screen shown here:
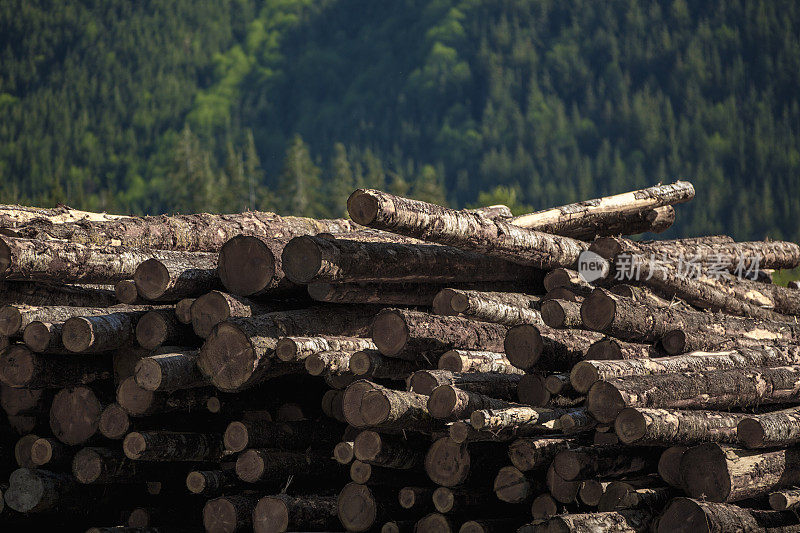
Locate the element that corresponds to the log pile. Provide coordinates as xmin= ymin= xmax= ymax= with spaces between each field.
xmin=1 ymin=180 xmax=800 ymax=532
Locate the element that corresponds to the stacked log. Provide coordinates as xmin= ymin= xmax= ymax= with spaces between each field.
xmin=1 ymin=181 xmax=800 ymax=532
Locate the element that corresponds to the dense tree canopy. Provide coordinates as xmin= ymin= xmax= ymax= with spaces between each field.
xmin=1 ymin=0 xmax=798 ymax=243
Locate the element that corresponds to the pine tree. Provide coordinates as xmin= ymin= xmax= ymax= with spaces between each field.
xmin=325 ymin=142 xmax=354 ymax=217
xmin=277 ymin=134 xmax=324 ymax=217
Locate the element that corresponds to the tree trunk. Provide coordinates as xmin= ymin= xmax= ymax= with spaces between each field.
xmin=493 ymin=465 xmax=542 ymax=504
xmin=337 ymin=483 xmax=412 ymax=533
xmin=609 ymin=283 xmax=692 ymax=311
xmin=408 ymin=370 xmax=521 ymax=397
xmin=660 ymin=328 xmax=764 ymax=355
xmin=304 ymin=350 xmax=355 ymax=376
xmin=98 ymin=403 xmax=131 ymax=440
xmin=198 ymin=306 xmax=377 ymax=391
xmin=222 ymin=418 xmax=341 ymax=453
xmin=517 ymin=372 xmax=551 ymax=407
xmin=507 ymin=437 xmax=573 ymax=472
xmin=359 ymin=388 xmax=435 ymax=431
xmin=597 ymin=484 xmax=672 ymax=512
xmin=525 ymin=510 xmax=654 ymax=533
xmin=14 ymin=433 xmax=38 ymax=468
xmin=657 ymin=446 xmax=687 ymax=489
xmin=509 ymin=181 xmax=693 ymax=238
xmin=427 ymin=385 xmax=513 ymax=421
xmin=0 ymin=303 xmax=148 ymax=337
xmin=134 ymin=309 xmax=194 ymax=350
xmin=545 ymin=373 xmax=572 ymax=395
xmin=308 ymin=281 xmax=443 ymax=306
xmin=372 ymin=309 xmax=508 ymax=361
xmin=540 ymin=299 xmax=583 ymax=329
xmin=185 ymin=466 xmax=240 ymax=496
xmin=544 ymin=267 xmax=593 ymax=294
xmin=234 ymin=448 xmax=341 ymax=484
xmin=348 ymin=349 xmax=422 ymax=380
xmin=0 ymin=346 xmax=112 ymax=388
xmin=470 ymin=405 xmax=581 ymax=432
xmin=123 ymin=431 xmax=224 ymax=462
xmin=571 ymin=345 xmax=800 ymax=393
xmin=62 ymin=311 xmax=147 ymax=353
xmin=546 ymin=464 xmax=580 ymax=504
xmin=437 ymin=349 xmax=521 ymax=375
xmin=333 ymin=440 xmax=354 ymax=465
xmin=353 ymin=430 xmax=423 ymax=469
xmin=349 ymin=459 xmax=431 ymax=486
xmin=22 ymin=321 xmax=66 ymax=353
xmin=11 ymin=210 xmax=354 ymax=251
xmin=72 ymin=447 xmax=185 ymax=484
xmin=681 ymin=443 xmax=800 ymax=502
xmin=737 ymin=406 xmax=800 ymax=448
xmin=531 ymin=493 xmax=559 ymax=519
xmin=658 ymin=497 xmax=800 ymax=533
xmin=175 ymin=298 xmax=195 ymax=324
xmin=0 ymin=203 xmax=127 ymax=227
xmin=581 ymin=288 xmax=800 ymax=344
xmin=114 ymin=279 xmax=144 ymax=304
xmin=615 ymin=408 xmax=743 ymax=446
xmin=585 ymin=338 xmax=666 ymax=361
xmin=133 ymin=349 xmax=207 ymax=392
xmin=553 ymin=445 xmax=657 ymax=481
xmin=440 ymin=289 xmax=543 ymax=326
xmin=190 ymin=290 xmax=283 ymax=338
xmin=0 ymin=281 xmax=117 ymax=308
xmin=423 ymin=438 xmax=507 ymax=487
xmin=347 ymin=189 xmax=589 ymax=270
xmin=504 ymin=324 xmax=603 ymax=372
xmin=587 ymin=364 xmax=800 ymax=423
xmin=49 ymin=386 xmax=105 ymax=445
xmin=116 ymin=377 xmax=216 ymax=417
xmin=1 ymin=385 xmax=52 ymax=416
xmin=579 ymin=480 xmax=611 ymax=506
xmin=112 ymin=347 xmax=150 ymax=384
xmin=769 ymin=489 xmax=800 ymax=511
xmin=133 ymin=252 xmax=219 ymax=301
xmin=252 ymin=494 xmax=339 ymax=533
xmin=29 ymin=437 xmax=69 ymax=468
xmin=432 ymin=486 xmax=495 ymax=514
xmin=559 ymin=409 xmax=598 ymax=434
xmin=3 ymin=467 xmax=86 ymax=513
xmin=203 ymin=494 xmax=259 ymax=533
xmin=275 ymin=335 xmax=376 ymax=362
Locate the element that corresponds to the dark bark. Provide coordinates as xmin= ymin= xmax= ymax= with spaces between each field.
xmin=190 ymin=290 xmax=283 ymax=338
xmin=658 ymin=497 xmax=800 ymax=533
xmin=308 ymin=281 xmax=442 ymax=306
xmin=133 ymin=349 xmax=207 ymax=392
xmin=540 ymin=299 xmax=583 ymax=329
xmin=437 ymin=349 xmax=521 ymax=375
xmin=427 ymin=385 xmax=513 ymax=421
xmin=184 ymin=465 xmax=240 ymax=496
xmin=135 ymin=309 xmax=195 ymax=350
xmin=123 ymin=431 xmax=224 ymax=462
xmin=553 ymin=445 xmax=657 ymax=481
xmin=203 ymin=494 xmax=259 ymax=533
xmin=349 ymin=349 xmax=423 ymax=380
xmin=29 ymin=437 xmax=69 ymax=468
xmin=493 ymin=465 xmax=544 ymax=503
xmin=3 ymin=467 xmax=86 ymax=513
xmin=23 ymin=321 xmax=66 ymax=353
xmin=737 ymin=406 xmax=800 ymax=448
xmin=222 ymin=418 xmax=341 ymax=453
xmin=234 ymin=448 xmax=342 ymax=485
xmin=0 ymin=281 xmax=117 ymax=308
xmin=585 ymin=338 xmax=666 ymax=361
xmin=252 ymin=494 xmax=339 ymax=533
xmin=133 ymin=252 xmax=219 ymax=301
xmin=504 ymin=324 xmax=603 ymax=372
xmin=423 ymin=438 xmax=507 ymax=487
xmin=507 ymin=437 xmax=573 ymax=472
xmin=174 ymin=298 xmax=195 ymax=324
xmin=526 ymin=509 xmax=654 ymax=533
xmin=408 ymin=369 xmax=521 ymax=397
xmin=0 ymin=346 xmax=112 ymax=388
xmin=48 ymin=386 xmax=106 ymax=445
xmin=0 ymin=303 xmax=147 ymax=337
xmin=116 ymin=377 xmax=217 ymax=417
xmin=353 ymin=430 xmax=423 ymax=469
xmin=615 ymin=408 xmax=743 ymax=446
xmin=62 ymin=310 xmax=149 ymax=353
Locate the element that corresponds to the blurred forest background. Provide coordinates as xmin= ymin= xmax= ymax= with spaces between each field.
xmin=1 ymin=0 xmax=798 ymax=242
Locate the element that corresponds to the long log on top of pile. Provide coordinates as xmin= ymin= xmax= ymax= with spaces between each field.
xmin=347 ymin=189 xmax=589 ymax=270
xmin=0 ymin=204 xmax=127 ymax=227
xmin=198 ymin=306 xmax=377 ymax=391
xmin=509 ymin=181 xmax=693 ymax=238
xmin=4 ymin=210 xmax=356 ymax=251
xmin=0 ymin=281 xmax=117 ymax=308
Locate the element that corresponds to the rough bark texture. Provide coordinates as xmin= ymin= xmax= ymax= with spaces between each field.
xmin=546 ymin=464 xmax=581 ymax=504
xmin=198 ymin=306 xmax=376 ymax=391
xmin=437 ymin=349 xmax=522 ymax=375
xmin=122 ymin=431 xmax=224 ymax=462
xmin=587 ymin=364 xmax=800 ymax=424
xmin=135 ymin=309 xmax=195 ymax=350
xmin=30 ymin=437 xmax=68 ymax=468
xmin=737 ymin=406 xmax=800 ymax=448
xmin=0 ymin=281 xmax=117 ymax=308
xmin=470 ymin=405 xmax=580 ymax=432
xmin=222 ymin=418 xmax=341 ymax=453
xmin=571 ymin=345 xmax=800 ymax=393
xmin=585 ymin=338 xmax=666 ymax=361
xmin=372 ymin=309 xmax=508 ymax=361
xmin=62 ymin=310 xmax=147 ymax=353
xmin=49 ymin=386 xmax=105 ymax=445
xmin=252 ymin=493 xmax=339 ymax=533
xmin=615 ymin=408 xmax=744 ymax=446
xmin=581 ymin=288 xmax=800 ymax=345
xmin=524 ymin=509 xmax=654 ymax=533
xmin=503 ymin=323 xmax=603 ymax=372
xmin=0 ymin=204 xmax=126 ymax=227
xmin=507 ymin=437 xmax=573 ymax=472
xmin=349 ymin=349 xmax=422 ymax=379
xmin=72 ymin=447 xmax=177 ymax=484
xmin=509 ymin=181 xmax=693 ymax=238
xmin=553 ymin=445 xmax=656 ymax=481
xmin=427 ymin=385 xmax=513 ymax=420
xmin=133 ymin=252 xmax=219 ymax=301
xmin=0 ymin=346 xmax=112 ymax=388
xmin=116 ymin=377 xmax=217 ymax=417
xmin=0 ymin=303 xmax=146 ymax=337
xmin=10 ymin=210 xmax=354 ymax=251
xmin=234 ymin=448 xmax=341 ymax=484
xmin=658 ymin=497 xmax=800 ymax=533
xmin=359 ymin=388 xmax=434 ymax=431
xmin=540 ymin=298 xmax=584 ymax=329
xmin=579 ymin=480 xmax=611 ymax=506
xmin=347 ymin=189 xmax=589 ymax=270
xmin=282 ymin=235 xmax=542 ymax=284
xmin=133 ymin=349 xmax=207 ymax=392
xmin=353 ymin=431 xmax=423 ymax=469
xmin=609 ymin=284 xmax=692 ymax=311
xmin=275 ymin=335 xmax=376 ymax=362
xmin=443 ymin=289 xmax=544 ymax=326
xmin=308 ymin=281 xmax=442 ymax=306
xmin=408 ymin=369 xmax=521 ymax=397
xmin=185 ymin=466 xmax=239 ymax=496
xmin=681 ymin=443 xmax=800 ymax=503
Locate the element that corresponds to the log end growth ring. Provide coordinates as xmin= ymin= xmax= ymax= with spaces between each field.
xmin=614 ymin=408 xmax=648 ymax=444
xmin=0 ymin=305 xmax=22 ymax=336
xmin=735 ymin=418 xmax=764 ymax=448
xmin=661 ymin=330 xmax=687 ymax=355
xmin=337 ymin=482 xmax=377 ymax=533
xmin=680 ymin=443 xmax=731 ymax=502
xmin=99 ymin=404 xmax=130 ymax=439
xmin=353 ymin=430 xmax=382 ymax=462
xmin=657 ymin=497 xmax=716 ymax=533
xmin=0 ymin=345 xmax=35 ymax=387
xmin=122 ymin=432 xmax=147 ymax=460
xmin=135 ymin=311 xmax=169 ymax=351
xmin=493 ymin=465 xmax=530 ymax=503
xmin=235 ymin=449 xmax=264 ymax=483
xmin=198 ymin=321 xmax=256 ymax=392
xmin=428 ymin=385 xmax=458 ymax=419
xmin=134 ymin=258 xmax=170 ymax=300
xmin=223 ymin=421 xmax=250 ymax=452
xmin=580 ymin=290 xmax=616 ymax=331
xmin=203 ymin=497 xmax=239 ymax=533
xmin=185 ymin=471 xmax=207 ymax=494
xmin=4 ymin=468 xmax=45 ymax=513
xmin=29 ymin=438 xmax=54 ymax=466
xmin=586 ymin=380 xmax=626 ymax=424
xmin=540 ymin=299 xmax=567 ymax=328
xmin=72 ymin=448 xmax=103 ymax=483
xmin=218 ymin=235 xmax=276 ymax=296
xmin=346 ymin=192 xmax=380 ymax=226
xmin=61 ymin=316 xmax=94 ymax=353
xmin=117 ymin=377 xmax=155 ymax=416
xmin=22 ymin=321 xmax=51 ymax=353
xmin=281 ymin=236 xmax=323 ymax=284
xmin=359 ymin=389 xmax=390 ymax=426
xmin=424 ymin=437 xmax=470 ymax=487
xmin=503 ymin=324 xmax=543 ymax=371
xmin=372 ymin=310 xmax=409 ymax=357
xmin=49 ymin=386 xmax=102 ymax=445
xmin=134 ymin=357 xmax=164 ymax=391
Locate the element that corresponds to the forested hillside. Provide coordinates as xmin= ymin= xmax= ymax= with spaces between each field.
xmin=1 ymin=0 xmax=798 ymax=241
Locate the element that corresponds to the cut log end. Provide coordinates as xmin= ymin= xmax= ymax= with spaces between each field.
xmin=448 ymin=421 xmax=470 ymax=443
xmin=99 ymin=404 xmax=130 ymax=439
xmin=372 ymin=311 xmax=409 ymax=357
xmin=0 ymin=305 xmax=22 ymax=336
xmin=347 ymin=192 xmax=380 ymax=226
xmin=416 ymin=514 xmax=451 ymax=532
xmin=493 ymin=466 xmax=530 ymax=503
xmin=681 ymin=443 xmax=730 ymax=502
xmin=518 ymin=373 xmax=550 ymax=406
xmin=540 ymin=300 xmax=568 ymax=328
xmin=135 ymin=310 xmax=169 ymax=350
xmin=360 ymin=389 xmax=391 ymax=426
xmin=769 ymin=492 xmax=791 ymax=511
xmin=199 ymin=322 xmax=255 ymax=392
xmin=175 ymin=298 xmax=195 ymax=324
xmin=304 ymin=353 xmax=328 ymax=376
xmin=353 ymin=430 xmax=382 ymax=462
xmin=29 ymin=438 xmax=54 ymax=466
xmin=661 ymin=330 xmax=687 ymax=355
xmin=71 ymin=448 xmax=103 ymax=484
xmin=115 ymin=280 xmax=139 ymax=304
xmin=428 ymin=385 xmax=459 ymax=419
xmin=338 ymin=482 xmax=377 ymax=533
xmin=22 ymin=321 xmax=53 ymax=353
xmin=282 ymin=236 xmax=323 ymax=284
xmin=61 ymin=316 xmax=94 ymax=353
xmin=531 ymin=493 xmax=559 ymax=520
xmin=614 ymin=408 xmax=648 ymax=444
xmin=235 ymin=449 xmax=264 ymax=483
xmin=579 ymin=480 xmax=606 ymax=506
xmin=586 ymin=380 xmax=626 ymax=424
xmin=117 ymin=377 xmax=156 ymax=416
xmin=122 ymin=432 xmax=147 ymax=460
xmin=398 ymin=487 xmax=419 ymax=509
xmin=274 ymin=338 xmax=298 ymax=362
xmin=334 ymin=441 xmax=355 ymax=464
xmin=223 ymin=421 xmax=250 ymax=453
xmin=203 ymin=497 xmax=241 ymax=533
xmin=424 ymin=438 xmax=469 ymax=487
xmin=657 ymin=497 xmax=716 ymax=533
xmin=658 ymin=446 xmax=687 ymax=488
xmin=580 ymin=289 xmax=616 ymax=331
xmin=134 ymin=258 xmax=170 ymax=300
xmin=735 ymin=418 xmax=764 ymax=448
xmin=50 ymin=386 xmax=102 ymax=445
xmin=432 ymin=486 xmax=454 ymax=512
xmin=253 ymin=496 xmax=289 ymax=533
xmin=350 ymin=460 xmax=372 ymax=484
xmin=348 ymin=350 xmax=372 ymax=375
xmin=503 ymin=324 xmax=543 ymax=371
xmin=0 ymin=345 xmax=36 ymax=387
xmin=185 ymin=471 xmax=208 ymax=495
xmin=218 ymin=235 xmax=276 ymax=296
xmin=567 ymin=364 xmax=598 ymax=395
xmin=191 ymin=290 xmax=232 ymax=338
xmin=133 ymin=357 xmax=164 ymax=391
